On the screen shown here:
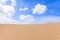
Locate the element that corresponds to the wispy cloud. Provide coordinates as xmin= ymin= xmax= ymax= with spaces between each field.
xmin=19 ymin=15 xmax=60 ymax=24
xmin=19 ymin=15 xmax=35 ymax=24
xmin=11 ymin=0 xmax=16 ymax=6
xmin=33 ymin=16 xmax=60 ymax=24
xmin=19 ymin=7 xmax=29 ymax=11
xmin=32 ymin=4 xmax=47 ymax=14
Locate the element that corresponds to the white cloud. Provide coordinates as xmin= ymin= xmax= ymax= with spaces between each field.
xmin=0 ymin=15 xmax=19 ymax=24
xmin=0 ymin=0 xmax=15 ymax=17
xmin=0 ymin=0 xmax=16 ymax=7
xmin=0 ymin=2 xmax=19 ymax=24
xmin=32 ymin=4 xmax=47 ymax=14
xmin=0 ymin=4 xmax=3 ymax=13
xmin=19 ymin=15 xmax=34 ymax=21
xmin=19 ymin=15 xmax=35 ymax=24
xmin=0 ymin=0 xmax=19 ymax=24
xmin=19 ymin=7 xmax=29 ymax=11
xmin=0 ymin=12 xmax=20 ymax=24
xmin=0 ymin=0 xmax=60 ymax=24
xmin=19 ymin=15 xmax=60 ymax=24
xmin=2 ymin=5 xmax=15 ymax=17
xmin=19 ymin=14 xmax=60 ymax=24
xmin=11 ymin=0 xmax=16 ymax=7
xmin=0 ymin=0 xmax=8 ymax=4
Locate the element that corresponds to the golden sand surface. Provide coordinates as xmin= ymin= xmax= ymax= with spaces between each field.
xmin=0 ymin=23 xmax=60 ymax=40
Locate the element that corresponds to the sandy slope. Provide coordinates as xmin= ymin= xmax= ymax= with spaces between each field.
xmin=0 ymin=23 xmax=60 ymax=40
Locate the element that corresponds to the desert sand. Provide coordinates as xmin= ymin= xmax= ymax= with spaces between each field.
xmin=0 ymin=23 xmax=60 ymax=40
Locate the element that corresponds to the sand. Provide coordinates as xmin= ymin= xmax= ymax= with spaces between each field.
xmin=0 ymin=23 xmax=60 ymax=40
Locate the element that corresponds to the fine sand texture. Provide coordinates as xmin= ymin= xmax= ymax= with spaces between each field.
xmin=0 ymin=23 xmax=60 ymax=40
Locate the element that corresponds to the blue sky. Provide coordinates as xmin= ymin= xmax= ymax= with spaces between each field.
xmin=0 ymin=0 xmax=60 ymax=24
xmin=14 ymin=0 xmax=60 ymax=17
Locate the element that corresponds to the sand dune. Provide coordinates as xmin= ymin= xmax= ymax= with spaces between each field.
xmin=0 ymin=23 xmax=60 ymax=40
